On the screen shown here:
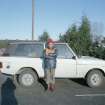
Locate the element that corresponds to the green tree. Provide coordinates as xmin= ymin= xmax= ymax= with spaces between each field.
xmin=101 ymin=37 xmax=105 ymax=44
xmin=59 ymin=24 xmax=80 ymax=54
xmin=59 ymin=15 xmax=105 ymax=59
xmin=39 ymin=31 xmax=50 ymax=42
xmin=67 ymin=25 xmax=80 ymax=54
xmin=59 ymin=33 xmax=67 ymax=42
xmin=0 ymin=40 xmax=9 ymax=48
xmin=78 ymin=16 xmax=92 ymax=55
xmin=59 ymin=16 xmax=92 ymax=56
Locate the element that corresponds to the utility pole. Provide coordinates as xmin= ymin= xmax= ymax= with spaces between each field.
xmin=32 ymin=0 xmax=35 ymax=40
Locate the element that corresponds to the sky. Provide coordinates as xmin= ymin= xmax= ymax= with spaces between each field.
xmin=0 ymin=0 xmax=105 ymax=40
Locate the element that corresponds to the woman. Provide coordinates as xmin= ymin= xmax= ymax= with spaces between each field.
xmin=44 ymin=39 xmax=57 ymax=91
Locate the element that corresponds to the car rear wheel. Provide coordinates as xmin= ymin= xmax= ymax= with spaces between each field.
xmin=18 ymin=68 xmax=38 ymax=88
xmin=86 ymin=70 xmax=104 ymax=88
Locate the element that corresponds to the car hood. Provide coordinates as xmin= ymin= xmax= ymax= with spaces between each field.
xmin=77 ymin=56 xmax=105 ymax=65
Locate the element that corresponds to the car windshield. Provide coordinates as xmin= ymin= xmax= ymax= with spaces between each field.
xmin=4 ymin=43 xmax=44 ymax=58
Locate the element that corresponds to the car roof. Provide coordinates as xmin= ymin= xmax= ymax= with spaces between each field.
xmin=9 ymin=41 xmax=44 ymax=44
xmin=9 ymin=41 xmax=67 ymax=45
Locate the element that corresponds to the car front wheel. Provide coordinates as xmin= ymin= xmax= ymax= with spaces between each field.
xmin=18 ymin=69 xmax=38 ymax=88
xmin=86 ymin=70 xmax=104 ymax=88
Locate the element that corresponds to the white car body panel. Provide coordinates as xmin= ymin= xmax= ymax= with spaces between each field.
xmin=55 ymin=59 xmax=76 ymax=77
xmin=76 ymin=56 xmax=105 ymax=77
xmin=0 ymin=55 xmax=105 ymax=78
xmin=0 ymin=57 xmax=44 ymax=77
xmin=0 ymin=43 xmax=105 ymax=78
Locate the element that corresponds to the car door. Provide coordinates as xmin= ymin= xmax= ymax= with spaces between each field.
xmin=55 ymin=43 xmax=77 ymax=78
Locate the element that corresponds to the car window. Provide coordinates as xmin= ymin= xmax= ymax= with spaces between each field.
xmin=4 ymin=44 xmax=17 ymax=56
xmin=55 ymin=44 xmax=74 ymax=59
xmin=12 ymin=44 xmax=43 ymax=58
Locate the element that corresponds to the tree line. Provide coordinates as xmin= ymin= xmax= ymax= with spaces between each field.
xmin=39 ymin=16 xmax=105 ymax=59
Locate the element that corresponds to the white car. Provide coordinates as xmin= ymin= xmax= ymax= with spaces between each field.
xmin=0 ymin=41 xmax=105 ymax=88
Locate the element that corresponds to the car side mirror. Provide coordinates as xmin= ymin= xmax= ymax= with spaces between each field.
xmin=72 ymin=56 xmax=76 ymax=59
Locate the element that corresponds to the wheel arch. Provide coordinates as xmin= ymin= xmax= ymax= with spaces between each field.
xmin=85 ymin=68 xmax=105 ymax=79
xmin=16 ymin=67 xmax=39 ymax=78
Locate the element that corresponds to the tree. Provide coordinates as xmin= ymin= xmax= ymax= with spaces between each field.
xmin=78 ymin=16 xmax=92 ymax=55
xmin=59 ymin=33 xmax=67 ymax=42
xmin=59 ymin=24 xmax=81 ymax=54
xmin=59 ymin=15 xmax=105 ymax=59
xmin=39 ymin=31 xmax=50 ymax=42
xmin=59 ymin=16 xmax=92 ymax=56
xmin=101 ymin=37 xmax=105 ymax=44
xmin=91 ymin=22 xmax=104 ymax=42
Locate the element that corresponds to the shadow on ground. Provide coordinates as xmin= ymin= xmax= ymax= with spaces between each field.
xmin=70 ymin=78 xmax=88 ymax=87
xmin=39 ymin=78 xmax=88 ymax=90
xmin=38 ymin=78 xmax=48 ymax=90
xmin=1 ymin=78 xmax=18 ymax=105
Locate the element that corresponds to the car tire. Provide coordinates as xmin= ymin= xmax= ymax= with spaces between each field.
xmin=86 ymin=70 xmax=104 ymax=88
xmin=18 ymin=68 xmax=38 ymax=88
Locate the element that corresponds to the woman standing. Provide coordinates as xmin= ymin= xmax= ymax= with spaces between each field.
xmin=44 ymin=39 xmax=57 ymax=91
